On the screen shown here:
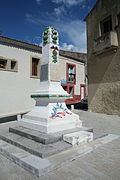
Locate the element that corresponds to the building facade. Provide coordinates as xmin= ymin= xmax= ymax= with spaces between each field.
xmin=85 ymin=0 xmax=120 ymax=115
xmin=0 ymin=36 xmax=86 ymax=120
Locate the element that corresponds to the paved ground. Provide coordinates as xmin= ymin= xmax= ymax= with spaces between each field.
xmin=0 ymin=110 xmax=120 ymax=180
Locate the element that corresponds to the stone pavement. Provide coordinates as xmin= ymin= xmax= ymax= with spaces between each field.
xmin=0 ymin=110 xmax=120 ymax=180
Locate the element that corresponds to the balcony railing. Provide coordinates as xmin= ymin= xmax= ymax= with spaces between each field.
xmin=94 ymin=31 xmax=118 ymax=54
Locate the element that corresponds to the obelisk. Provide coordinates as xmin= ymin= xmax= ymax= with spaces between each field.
xmin=19 ymin=26 xmax=82 ymax=133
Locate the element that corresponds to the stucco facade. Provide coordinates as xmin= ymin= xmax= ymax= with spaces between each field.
xmin=85 ymin=0 xmax=120 ymax=115
xmin=51 ymin=55 xmax=85 ymax=95
xmin=0 ymin=41 xmax=41 ymax=118
xmin=0 ymin=36 xmax=86 ymax=119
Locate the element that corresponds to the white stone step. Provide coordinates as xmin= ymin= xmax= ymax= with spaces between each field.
xmin=63 ymin=131 xmax=93 ymax=146
xmin=9 ymin=126 xmax=93 ymax=144
xmin=0 ymin=132 xmax=71 ymax=158
xmin=0 ymin=134 xmax=119 ymax=177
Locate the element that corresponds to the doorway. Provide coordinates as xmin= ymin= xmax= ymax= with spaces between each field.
xmin=80 ymin=84 xmax=86 ymax=100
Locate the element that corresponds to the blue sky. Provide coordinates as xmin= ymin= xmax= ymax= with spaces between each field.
xmin=0 ymin=0 xmax=97 ymax=53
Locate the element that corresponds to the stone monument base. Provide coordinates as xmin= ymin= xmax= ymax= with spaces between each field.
xmin=19 ymin=81 xmax=82 ymax=134
xmin=19 ymin=102 xmax=82 ymax=133
xmin=0 ymin=123 xmax=118 ymax=177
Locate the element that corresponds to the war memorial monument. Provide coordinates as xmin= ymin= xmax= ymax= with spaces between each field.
xmin=0 ymin=27 xmax=94 ymax=176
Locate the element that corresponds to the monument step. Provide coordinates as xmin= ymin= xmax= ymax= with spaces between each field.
xmin=9 ymin=126 xmax=93 ymax=144
xmin=0 ymin=134 xmax=119 ymax=177
xmin=9 ymin=126 xmax=61 ymax=144
xmin=0 ymin=132 xmax=71 ymax=158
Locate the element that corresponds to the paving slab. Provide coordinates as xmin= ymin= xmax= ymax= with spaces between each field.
xmin=0 ymin=134 xmax=119 ymax=177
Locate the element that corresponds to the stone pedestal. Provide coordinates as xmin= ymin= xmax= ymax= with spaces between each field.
xmin=20 ymin=81 xmax=82 ymax=133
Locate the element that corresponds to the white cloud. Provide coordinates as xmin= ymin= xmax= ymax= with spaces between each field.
xmin=36 ymin=0 xmax=41 ymax=5
xmin=60 ymin=43 xmax=86 ymax=52
xmin=52 ymin=0 xmax=85 ymax=7
xmin=60 ymin=43 xmax=84 ymax=52
xmin=58 ymin=20 xmax=87 ymax=52
xmin=25 ymin=14 xmax=86 ymax=53
xmin=35 ymin=0 xmax=85 ymax=7
xmin=60 ymin=43 xmax=74 ymax=51
xmin=54 ymin=6 xmax=66 ymax=16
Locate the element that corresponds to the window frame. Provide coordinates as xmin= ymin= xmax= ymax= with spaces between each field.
xmin=10 ymin=59 xmax=18 ymax=72
xmin=66 ymin=63 xmax=76 ymax=84
xmin=100 ymin=16 xmax=112 ymax=35
xmin=30 ymin=56 xmax=40 ymax=79
xmin=0 ymin=59 xmax=7 ymax=70
xmin=0 ymin=56 xmax=18 ymax=72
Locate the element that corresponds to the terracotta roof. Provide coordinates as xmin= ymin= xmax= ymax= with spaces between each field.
xmin=59 ymin=49 xmax=86 ymax=63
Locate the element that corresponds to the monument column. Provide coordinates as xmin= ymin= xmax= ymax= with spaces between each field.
xmin=19 ymin=26 xmax=82 ymax=133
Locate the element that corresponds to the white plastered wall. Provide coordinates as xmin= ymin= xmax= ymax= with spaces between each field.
xmin=0 ymin=44 xmax=41 ymax=118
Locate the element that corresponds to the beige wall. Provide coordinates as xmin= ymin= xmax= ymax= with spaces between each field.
xmin=86 ymin=0 xmax=120 ymax=115
xmin=50 ymin=56 xmax=85 ymax=95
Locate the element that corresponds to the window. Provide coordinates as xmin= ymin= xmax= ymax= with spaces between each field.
xmin=80 ymin=84 xmax=86 ymax=100
xmin=117 ymin=13 xmax=120 ymax=27
xmin=100 ymin=16 xmax=112 ymax=35
xmin=0 ymin=59 xmax=7 ymax=69
xmin=69 ymin=86 xmax=74 ymax=96
xmin=11 ymin=60 xmax=17 ymax=71
xmin=31 ymin=57 xmax=40 ymax=77
xmin=67 ymin=63 xmax=76 ymax=84
xmin=0 ymin=58 xmax=18 ymax=72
